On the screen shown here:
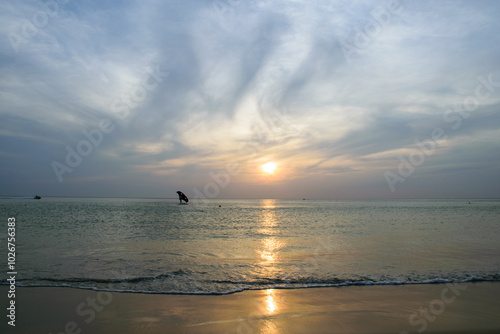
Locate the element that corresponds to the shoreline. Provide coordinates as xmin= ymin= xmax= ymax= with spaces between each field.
xmin=7 ymin=277 xmax=500 ymax=295
xmin=2 ymin=282 xmax=500 ymax=333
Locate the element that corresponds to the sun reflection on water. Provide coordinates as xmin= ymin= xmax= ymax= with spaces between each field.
xmin=255 ymin=198 xmax=286 ymax=304
xmin=257 ymin=200 xmax=281 ymax=334
xmin=259 ymin=289 xmax=280 ymax=334
xmin=257 ymin=199 xmax=284 ymax=266
xmin=258 ymin=237 xmax=283 ymax=262
xmin=265 ymin=289 xmax=277 ymax=314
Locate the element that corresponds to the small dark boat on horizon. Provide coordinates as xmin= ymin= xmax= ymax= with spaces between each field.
xmin=34 ymin=195 xmax=41 ymax=199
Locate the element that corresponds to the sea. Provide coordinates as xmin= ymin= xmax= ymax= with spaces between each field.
xmin=1 ymin=197 xmax=499 ymax=295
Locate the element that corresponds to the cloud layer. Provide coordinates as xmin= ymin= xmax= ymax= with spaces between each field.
xmin=1 ymin=0 xmax=500 ymax=199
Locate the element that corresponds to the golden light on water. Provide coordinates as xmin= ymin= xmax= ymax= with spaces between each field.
xmin=258 ymin=238 xmax=283 ymax=262
xmin=260 ymin=289 xmax=280 ymax=334
xmin=256 ymin=199 xmax=282 ymax=329
xmin=265 ymin=289 xmax=277 ymax=314
xmin=257 ymin=199 xmax=283 ymax=263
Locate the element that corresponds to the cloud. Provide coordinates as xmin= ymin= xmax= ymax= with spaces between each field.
xmin=1 ymin=0 xmax=500 ymax=198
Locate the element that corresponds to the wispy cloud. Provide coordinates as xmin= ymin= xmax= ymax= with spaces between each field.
xmin=1 ymin=0 xmax=500 ymax=198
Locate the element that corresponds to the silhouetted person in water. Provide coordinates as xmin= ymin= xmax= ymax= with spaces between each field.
xmin=176 ymin=191 xmax=189 ymax=204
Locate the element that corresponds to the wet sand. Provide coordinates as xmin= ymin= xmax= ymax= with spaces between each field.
xmin=2 ymin=282 xmax=500 ymax=333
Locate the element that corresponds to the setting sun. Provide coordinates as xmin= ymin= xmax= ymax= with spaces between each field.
xmin=261 ymin=162 xmax=277 ymax=174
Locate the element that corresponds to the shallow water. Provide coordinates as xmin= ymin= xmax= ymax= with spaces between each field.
xmin=1 ymin=198 xmax=499 ymax=294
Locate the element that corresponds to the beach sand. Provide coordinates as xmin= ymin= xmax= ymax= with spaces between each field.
xmin=2 ymin=282 xmax=500 ymax=333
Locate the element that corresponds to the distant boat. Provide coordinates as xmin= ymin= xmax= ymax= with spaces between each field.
xmin=176 ymin=191 xmax=188 ymax=204
xmin=34 ymin=195 xmax=41 ymax=199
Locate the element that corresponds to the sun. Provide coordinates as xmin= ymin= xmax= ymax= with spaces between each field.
xmin=261 ymin=162 xmax=277 ymax=174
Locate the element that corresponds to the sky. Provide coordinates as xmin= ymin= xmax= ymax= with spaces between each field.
xmin=1 ymin=0 xmax=500 ymax=199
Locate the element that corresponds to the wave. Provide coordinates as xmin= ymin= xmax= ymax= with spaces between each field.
xmin=16 ymin=274 xmax=174 ymax=284
xmin=6 ymin=273 xmax=500 ymax=296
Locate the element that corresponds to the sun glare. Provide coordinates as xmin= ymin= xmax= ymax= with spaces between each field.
xmin=261 ymin=162 xmax=277 ymax=174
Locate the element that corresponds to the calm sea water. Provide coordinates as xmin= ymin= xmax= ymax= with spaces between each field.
xmin=1 ymin=197 xmax=499 ymax=294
